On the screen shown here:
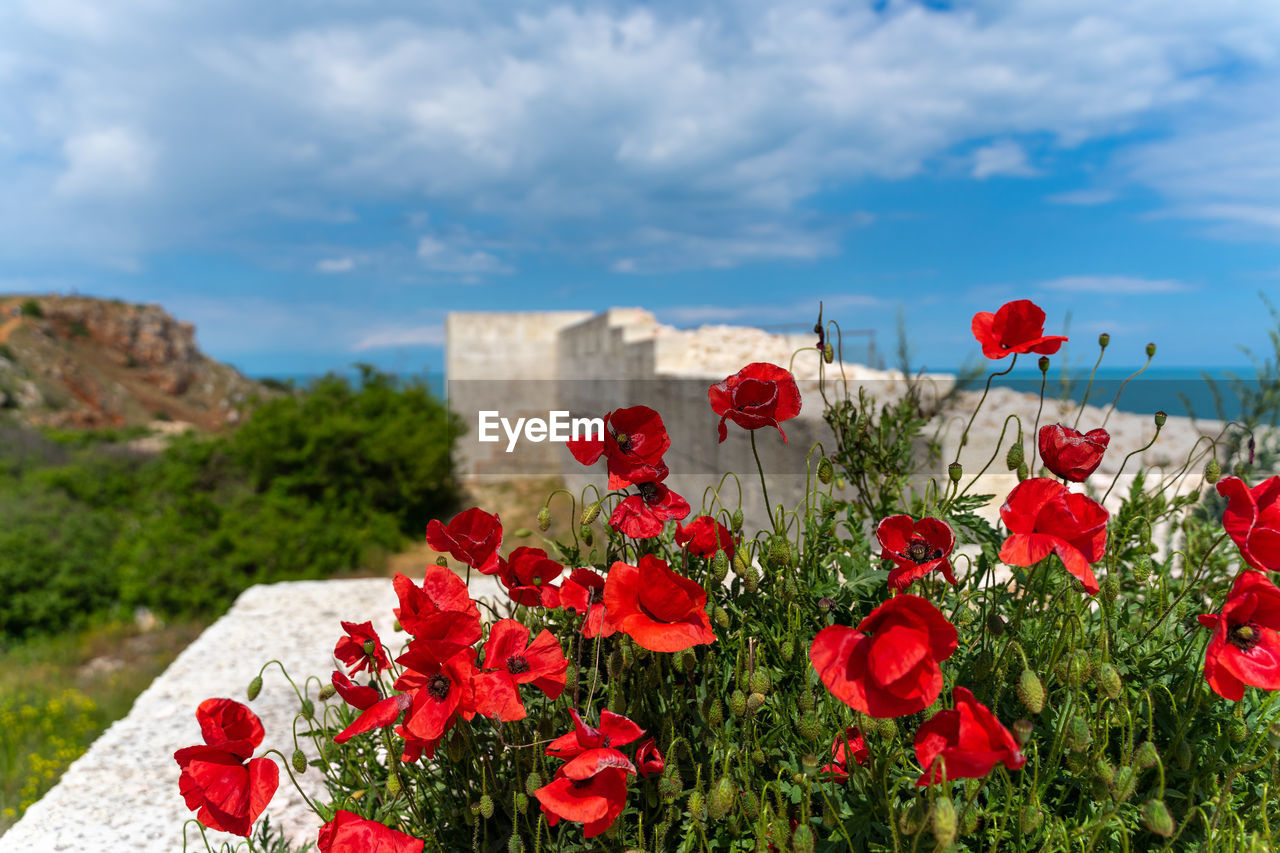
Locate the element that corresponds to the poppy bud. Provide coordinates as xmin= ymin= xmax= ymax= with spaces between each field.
xmin=515 ymin=792 xmax=528 ymax=814
xmin=1017 ymin=670 xmax=1045 ymax=714
xmin=798 ymin=688 xmax=815 ymax=712
xmin=1111 ymin=765 xmax=1136 ymax=802
xmin=1020 ymin=803 xmax=1043 ymax=833
xmin=321 ymin=740 xmax=338 ymax=762
xmin=714 ymin=604 xmax=730 ymax=630
xmin=508 ymin=835 xmax=522 ymax=853
xmin=817 ymin=457 xmax=834 ymax=485
xmin=1134 ymin=555 xmax=1151 ymax=584
xmin=822 ymin=798 xmax=837 ymax=828
xmin=780 ymin=637 xmax=796 ymax=663
xmin=733 ymin=788 xmax=757 ymax=819
xmin=1098 ymin=663 xmax=1122 ymax=700
xmin=835 ymin=476 xmax=845 ymax=490
xmin=742 ymin=562 xmax=760 ymax=593
xmin=580 ymin=524 xmax=594 ymax=546
xmin=479 ymin=794 xmax=495 ymax=819
xmin=986 ymin=611 xmax=1006 ymax=637
xmin=931 ymin=796 xmax=957 ymax=847
xmin=1067 ymin=716 xmax=1092 ymax=752
xmin=875 ymin=717 xmax=898 ymax=739
xmin=447 ymin=730 xmax=466 ymax=762
xmin=768 ymin=536 xmax=792 ymax=568
xmin=711 ymin=550 xmax=732 ymax=584
xmin=292 ymin=748 xmax=307 ymax=774
xmin=681 ymin=650 xmax=698 ymax=673
xmin=300 ymin=699 xmax=315 ymax=718
xmin=948 ymin=462 xmax=963 ymax=482
xmin=386 ymin=773 xmax=402 ymax=797
xmin=1101 ymin=575 xmax=1119 ymax=603
xmin=798 ymin=712 xmax=821 ymax=741
xmin=318 ymin=683 xmax=336 ymax=701
xmin=748 ymin=692 xmax=766 ymax=712
xmin=688 ymin=789 xmax=707 ymax=822
xmin=660 ymin=767 xmax=682 ymax=800
xmin=707 ymin=698 xmax=724 ymax=728
xmin=1270 ymin=721 xmax=1280 ymax=748
xmin=247 ymin=676 xmax=263 ymax=701
xmin=1095 ymin=759 xmax=1115 ymax=786
xmin=748 ymin=669 xmax=772 ymax=695
xmin=436 ymin=556 xmax=449 ymax=567
xmin=791 ymin=823 xmax=816 ymax=853
xmin=730 ymin=690 xmax=748 ymax=716
xmin=525 ymin=771 xmax=542 ymax=797
xmin=708 ymin=777 xmax=735 ymax=819
xmin=1154 ymin=410 xmax=1167 ymax=428
xmin=1012 ymin=719 xmax=1033 ymax=746
xmin=361 ymin=639 xmax=376 ymax=656
xmin=536 ymin=507 xmax=551 ymax=531
xmin=899 ymin=803 xmax=925 ymax=836
xmin=581 ymin=501 xmax=601 ymax=525
xmin=974 ymin=649 xmax=994 ymax=679
xmin=1146 ymin=342 xmax=1157 ymax=358
xmin=1204 ymin=458 xmax=1221 ymax=484
xmin=1069 ymin=650 xmax=1090 ymax=686
xmin=1017 ymin=461 xmax=1029 ymax=481
xmin=1038 ymin=356 xmax=1050 ymax=373
xmin=1134 ymin=741 xmax=1159 ymax=770
xmin=1098 ymin=332 xmax=1110 ymax=349
xmin=752 ymin=746 xmax=765 ymax=765
xmin=1142 ymin=799 xmax=1175 ymax=837
xmin=1174 ymin=740 xmax=1192 ymax=770
xmin=824 ymin=343 xmax=835 ymax=364
xmin=1229 ymin=719 xmax=1248 ymax=743
xmin=1006 ymin=442 xmax=1024 ymax=471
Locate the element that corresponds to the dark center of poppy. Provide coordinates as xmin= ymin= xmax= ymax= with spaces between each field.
xmin=1230 ymin=622 xmax=1260 ymax=652
xmin=589 ymin=587 xmax=604 ymax=604
xmin=905 ymin=537 xmax=942 ymax=564
xmin=507 ymin=655 xmax=531 ymax=674
xmin=428 ymin=674 xmax=451 ymax=700
xmin=614 ymin=431 xmax=631 ymax=451
xmin=637 ymin=481 xmax=660 ymax=502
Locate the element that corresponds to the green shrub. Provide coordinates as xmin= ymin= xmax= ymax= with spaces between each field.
xmin=18 ymin=299 xmax=42 ymax=319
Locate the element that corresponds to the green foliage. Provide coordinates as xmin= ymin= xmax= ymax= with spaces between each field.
xmin=18 ymin=299 xmax=42 ymax=318
xmin=0 ymin=368 xmax=459 ymax=641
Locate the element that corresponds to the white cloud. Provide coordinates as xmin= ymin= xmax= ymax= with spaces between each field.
xmin=1047 ymin=189 xmax=1117 ymax=206
xmin=416 ymin=236 xmax=512 ymax=276
xmin=315 ymin=256 xmax=355 ymax=273
xmin=971 ymin=140 xmax=1039 ymax=179
xmin=1039 ymin=275 xmax=1193 ymax=294
xmin=351 ymin=324 xmax=444 ymax=351
xmin=54 ymin=126 xmax=155 ymax=198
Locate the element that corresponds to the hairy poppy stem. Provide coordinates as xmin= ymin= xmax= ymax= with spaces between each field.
xmin=1030 ymin=367 xmax=1048 ymax=472
xmin=749 ymin=430 xmax=776 ymax=533
xmin=953 ymin=356 xmax=1018 ymax=467
xmin=1073 ymin=343 xmax=1108 ymax=430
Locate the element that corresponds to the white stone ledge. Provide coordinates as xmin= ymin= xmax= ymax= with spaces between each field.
xmin=1 ymin=575 xmax=501 ymax=853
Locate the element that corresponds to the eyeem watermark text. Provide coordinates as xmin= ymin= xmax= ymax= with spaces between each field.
xmin=478 ymin=411 xmax=605 ymax=453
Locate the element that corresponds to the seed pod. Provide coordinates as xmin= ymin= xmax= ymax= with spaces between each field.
xmin=1111 ymin=765 xmax=1137 ymax=802
xmin=291 ymin=749 xmax=307 ymax=774
xmin=317 ymin=683 xmax=336 ymax=701
xmin=1146 ymin=342 xmax=1158 ymax=358
xmin=1098 ymin=332 xmax=1111 ymax=349
xmin=247 ymin=676 xmax=263 ymax=701
xmin=823 ymin=343 xmax=834 ymax=364
xmin=1038 ymin=356 xmax=1050 ymax=373
xmin=525 ymin=771 xmax=542 ymax=797
xmin=931 ymin=796 xmax=957 ymax=847
xmin=1012 ymin=719 xmax=1033 ymax=746
xmin=798 ymin=712 xmax=821 ymax=742
xmin=748 ymin=668 xmax=772 ymax=695
xmin=791 ymin=823 xmax=815 ymax=853
xmin=1097 ymin=663 xmax=1122 ymax=700
xmin=436 ymin=556 xmax=449 ymax=567
xmin=1006 ymin=442 xmax=1024 ymax=471
xmin=817 ymin=457 xmax=834 ymax=485
xmin=747 ymin=692 xmax=766 ymax=712
xmin=708 ymin=776 xmax=735 ymax=820
xmin=1154 ymin=410 xmax=1167 ymax=427
xmin=730 ymin=690 xmax=748 ymax=716
xmin=1017 ymin=670 xmax=1045 ymax=714
xmin=536 ymin=507 xmax=551 ymax=531
xmin=948 ymin=462 xmax=963 ymax=482
xmin=1101 ymin=575 xmax=1120 ymax=603
xmin=1134 ymin=741 xmax=1159 ymax=771
xmin=1142 ymin=799 xmax=1175 ymax=837
xmin=712 ymin=550 xmax=729 ymax=583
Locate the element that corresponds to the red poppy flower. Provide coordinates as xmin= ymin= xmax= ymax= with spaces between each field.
xmin=330 ymin=671 xmax=380 ymax=711
xmin=333 ymin=692 xmax=414 ymax=744
xmin=536 ymin=709 xmax=643 ymax=839
xmin=634 ymin=737 xmax=664 ymax=778
xmin=481 ymin=618 xmax=568 ymax=699
xmin=877 ymin=515 xmax=957 ymax=592
xmin=970 ymin=299 xmax=1068 ymax=360
xmin=708 ymin=362 xmax=802 ymax=443
xmin=426 ymin=507 xmax=502 ymax=574
xmin=604 ymin=555 xmax=716 ymax=652
xmin=675 ymin=515 xmax=736 ymax=560
xmin=174 ymin=699 xmax=277 ymax=837
xmin=394 ymin=649 xmax=481 ymax=741
xmin=810 ymin=594 xmax=958 ymax=718
xmin=497 ymin=547 xmax=564 ymax=608
xmin=914 ymin=687 xmax=1026 ymax=785
xmin=609 ymin=481 xmax=691 ymax=539
xmin=1038 ymin=424 xmax=1110 ymax=482
xmin=998 ymin=478 xmax=1108 ymax=594
xmin=334 ymin=621 xmax=390 ymax=676
xmin=1197 ymin=570 xmax=1280 ymax=701
xmin=559 ymin=569 xmax=617 ymax=639
xmin=195 ymin=697 xmax=265 ymax=760
xmin=318 ymin=810 xmax=424 ymax=853
xmin=1217 ymin=476 xmax=1280 ymax=572
xmin=567 ymin=405 xmax=671 ymax=486
xmin=393 ymin=569 xmax=482 ymax=661
xmin=820 ymin=727 xmax=869 ymax=782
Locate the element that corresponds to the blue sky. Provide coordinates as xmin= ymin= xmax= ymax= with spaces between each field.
xmin=2 ymin=0 xmax=1279 ymax=377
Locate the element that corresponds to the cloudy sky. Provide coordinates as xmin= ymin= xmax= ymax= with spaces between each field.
xmin=2 ymin=0 xmax=1279 ymax=376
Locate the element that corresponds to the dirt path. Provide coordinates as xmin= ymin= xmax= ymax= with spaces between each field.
xmin=0 ymin=316 xmax=22 ymax=345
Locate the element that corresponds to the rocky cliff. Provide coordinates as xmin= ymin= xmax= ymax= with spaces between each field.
xmin=0 ymin=294 xmax=266 ymax=431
